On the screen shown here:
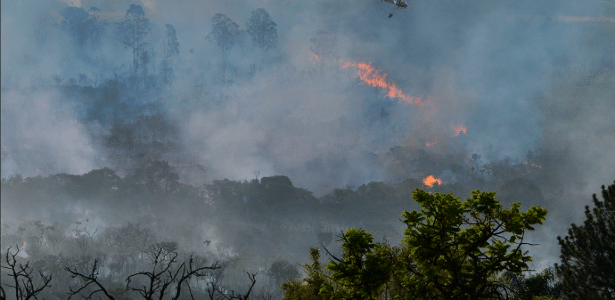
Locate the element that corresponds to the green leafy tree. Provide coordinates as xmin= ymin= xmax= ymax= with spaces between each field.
xmin=399 ymin=189 xmax=547 ymax=300
xmin=556 ymin=181 xmax=615 ymax=300
xmin=504 ymin=267 xmax=563 ymax=300
xmin=281 ymin=248 xmax=328 ymax=300
xmin=323 ymin=228 xmax=393 ymax=300
xmin=282 ymin=189 xmax=548 ymax=300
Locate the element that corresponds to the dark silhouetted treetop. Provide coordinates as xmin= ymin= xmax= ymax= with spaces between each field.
xmin=164 ymin=24 xmax=180 ymax=60
xmin=60 ymin=6 xmax=105 ymax=48
xmin=126 ymin=3 xmax=145 ymax=17
xmin=268 ymin=259 xmax=300 ymax=288
xmin=208 ymin=13 xmax=240 ymax=80
xmin=125 ymin=160 xmax=179 ymax=193
xmin=161 ymin=23 xmax=179 ymax=83
xmin=556 ymin=181 xmax=615 ymax=300
xmin=60 ymin=7 xmax=90 ymax=46
xmin=208 ymin=14 xmax=240 ymax=52
xmin=118 ymin=4 xmax=150 ymax=76
xmin=504 ymin=267 xmax=563 ymax=300
xmin=247 ymin=8 xmax=277 ymax=51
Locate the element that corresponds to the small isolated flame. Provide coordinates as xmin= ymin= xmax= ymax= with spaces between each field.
xmin=425 ymin=138 xmax=438 ymax=147
xmin=140 ymin=0 xmax=155 ymax=9
xmin=423 ymin=175 xmax=442 ymax=188
xmin=309 ymin=52 xmax=321 ymax=63
xmin=452 ymin=124 xmax=467 ymax=137
xmin=523 ymin=159 xmax=543 ymax=169
xmin=339 ymin=61 xmax=429 ymax=105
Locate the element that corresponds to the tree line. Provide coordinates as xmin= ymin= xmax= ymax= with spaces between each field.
xmin=50 ymin=4 xmax=278 ymax=87
xmin=2 ymin=170 xmax=613 ymax=299
xmin=282 ymin=182 xmax=614 ymax=300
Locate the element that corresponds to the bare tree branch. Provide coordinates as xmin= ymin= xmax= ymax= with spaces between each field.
xmin=2 ymin=246 xmax=52 ymax=300
xmin=65 ymin=259 xmax=116 ymax=300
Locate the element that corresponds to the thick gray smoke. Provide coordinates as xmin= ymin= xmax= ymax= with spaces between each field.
xmin=1 ymin=0 xmax=614 ymax=268
xmin=1 ymin=89 xmax=104 ymax=177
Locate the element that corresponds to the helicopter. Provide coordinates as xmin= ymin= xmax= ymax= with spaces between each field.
xmin=382 ymin=0 xmax=408 ymax=18
xmin=382 ymin=0 xmax=408 ymax=9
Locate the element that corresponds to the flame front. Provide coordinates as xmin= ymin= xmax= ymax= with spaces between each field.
xmin=339 ymin=60 xmax=428 ymax=105
xmin=452 ymin=124 xmax=467 ymax=137
xmin=422 ymin=175 xmax=442 ymax=187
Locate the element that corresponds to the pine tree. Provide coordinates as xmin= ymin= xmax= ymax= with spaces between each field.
xmin=556 ymin=181 xmax=615 ymax=300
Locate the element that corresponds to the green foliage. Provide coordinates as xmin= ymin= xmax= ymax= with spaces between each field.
xmin=319 ymin=180 xmax=420 ymax=233
xmin=281 ymin=248 xmax=328 ymax=300
xmin=401 ymin=189 xmax=548 ymax=299
xmin=504 ymin=267 xmax=563 ymax=300
xmin=556 ymin=181 xmax=615 ymax=300
xmin=282 ymin=189 xmax=548 ymax=300
xmin=324 ymin=228 xmax=393 ymax=300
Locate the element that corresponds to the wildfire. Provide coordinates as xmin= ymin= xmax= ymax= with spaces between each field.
xmin=425 ymin=139 xmax=438 ymax=147
xmin=422 ymin=175 xmax=442 ymax=188
xmin=309 ymin=52 xmax=321 ymax=63
xmin=452 ymin=124 xmax=467 ymax=137
xmin=522 ymin=159 xmax=543 ymax=169
xmin=337 ymin=60 xmax=429 ymax=105
xmin=140 ymin=0 xmax=155 ymax=10
xmin=306 ymin=53 xmax=430 ymax=105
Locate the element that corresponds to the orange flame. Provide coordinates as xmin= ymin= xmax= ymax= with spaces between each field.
xmin=425 ymin=139 xmax=438 ymax=147
xmin=309 ymin=52 xmax=321 ymax=63
xmin=522 ymin=158 xmax=542 ymax=169
xmin=452 ymin=124 xmax=467 ymax=137
xmin=339 ymin=60 xmax=429 ymax=105
xmin=423 ymin=175 xmax=442 ymax=187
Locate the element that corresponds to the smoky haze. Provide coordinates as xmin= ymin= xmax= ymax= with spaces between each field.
xmin=1 ymin=0 xmax=614 ymax=287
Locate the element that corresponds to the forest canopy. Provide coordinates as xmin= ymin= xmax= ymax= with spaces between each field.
xmin=2 ymin=0 xmax=615 ymax=299
xmin=281 ymin=189 xmax=548 ymax=300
